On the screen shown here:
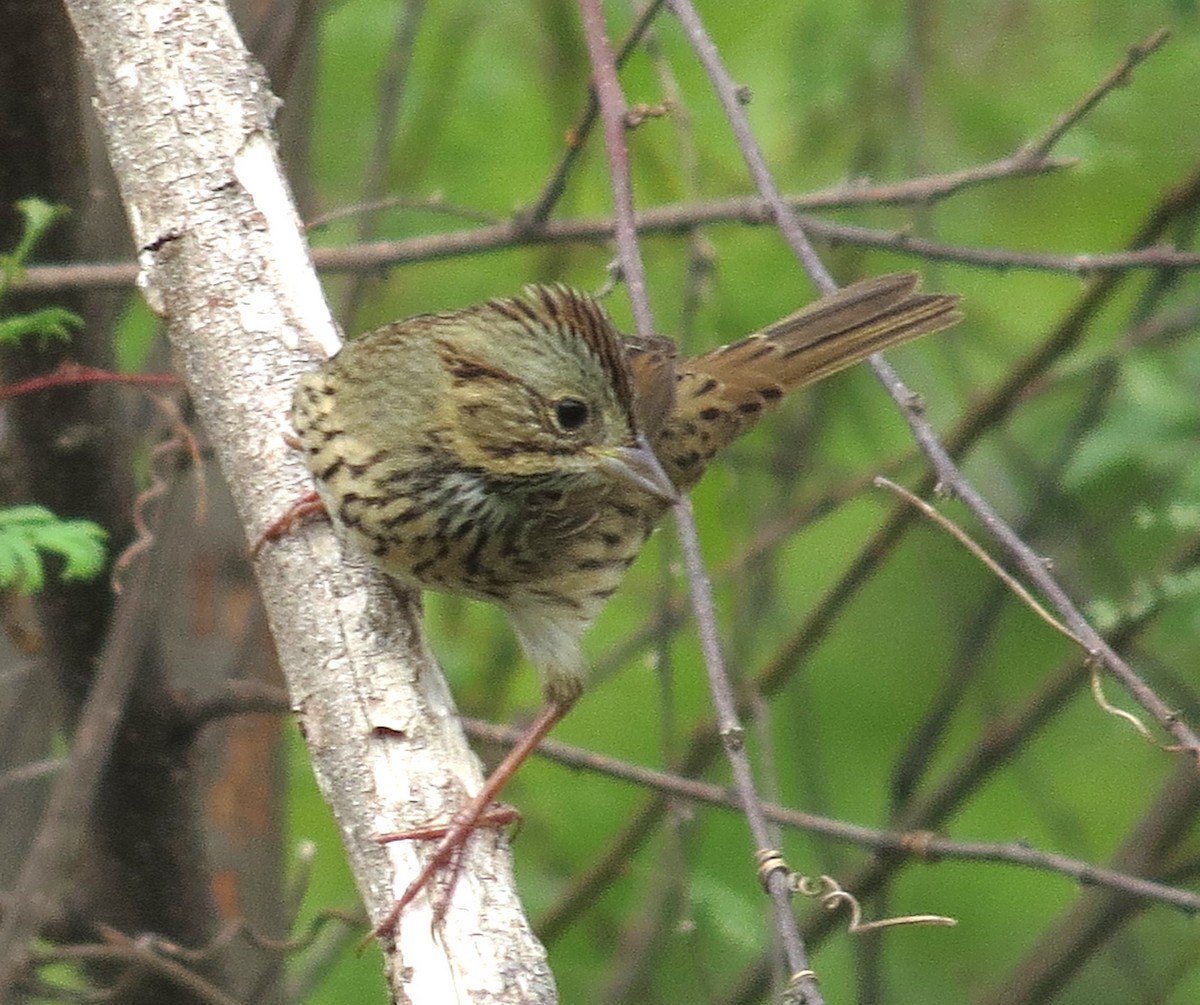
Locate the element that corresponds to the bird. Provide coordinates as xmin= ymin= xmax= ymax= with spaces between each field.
xmin=277 ymin=271 xmax=961 ymax=939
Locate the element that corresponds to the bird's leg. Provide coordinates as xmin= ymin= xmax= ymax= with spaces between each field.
xmin=251 ymin=490 xmax=327 ymax=557
xmin=368 ymin=698 xmax=572 ymax=943
xmin=251 ymin=430 xmax=332 ymax=557
xmin=381 ymin=804 xmax=522 ymax=843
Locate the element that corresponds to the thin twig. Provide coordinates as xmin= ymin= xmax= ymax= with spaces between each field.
xmin=92 ymin=908 xmax=364 ymax=963
xmin=662 ymin=0 xmax=1199 ymax=761
xmin=0 ymin=361 xmax=182 ymax=399
xmin=540 ymin=529 xmax=1199 ymax=954
xmin=0 ymin=537 xmax=161 ymax=994
xmin=972 ymin=762 xmax=1200 ymax=1005
xmin=34 ymin=939 xmax=244 ymax=1005
xmin=338 ymin=0 xmax=426 ymax=330
xmin=359 ymin=0 xmax=426 ymax=215
xmin=666 ymin=0 xmax=836 ymax=293
xmin=13 ymin=33 xmax=1179 ymax=302
xmin=577 ymin=1 xmax=821 ymax=993
xmin=305 ymin=193 xmax=500 ymax=231
xmin=22 ymin=209 xmax=1200 ymax=297
xmin=890 ymin=294 xmax=1159 ymax=804
xmin=787 ymin=218 xmax=1200 ymax=274
xmin=0 ymin=757 xmax=62 ymax=793
xmin=460 ymin=717 xmax=1200 ymax=915
xmin=643 ymin=12 xmax=712 ymax=335
xmin=536 ymin=26 xmax=1199 ymax=962
xmin=671 ymin=497 xmax=821 ymax=996
xmin=944 ymin=160 xmax=1200 ymax=477
xmin=1022 ymin=29 xmax=1170 ymax=161
xmin=520 ymin=0 xmax=666 ymax=227
xmin=174 ymin=680 xmax=292 ymax=744
xmin=575 ymin=0 xmax=653 ymax=337
xmin=875 ymin=354 xmax=1200 ymax=759
xmin=874 ymin=477 xmax=1082 ymax=646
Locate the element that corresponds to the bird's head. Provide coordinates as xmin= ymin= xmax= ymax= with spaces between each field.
xmin=431 ymin=285 xmax=676 ymax=501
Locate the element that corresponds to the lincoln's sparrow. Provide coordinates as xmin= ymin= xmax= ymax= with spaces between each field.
xmin=286 ymin=272 xmax=961 ymax=936
xmin=293 ymin=272 xmax=959 ymax=702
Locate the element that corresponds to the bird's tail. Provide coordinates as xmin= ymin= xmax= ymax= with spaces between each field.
xmin=649 ymin=273 xmax=962 ymax=491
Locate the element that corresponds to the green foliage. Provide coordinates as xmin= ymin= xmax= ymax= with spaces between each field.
xmin=294 ymin=3 xmax=1200 ymax=1002
xmin=0 ymin=505 xmax=108 ymax=594
xmin=0 ymin=199 xmax=103 ymax=595
xmin=0 ymin=306 xmax=83 ymax=348
xmin=0 ymin=197 xmax=82 ymax=348
xmin=0 ymin=197 xmax=70 ymax=296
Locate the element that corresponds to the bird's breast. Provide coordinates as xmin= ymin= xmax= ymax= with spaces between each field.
xmin=317 ymin=447 xmax=661 ymax=613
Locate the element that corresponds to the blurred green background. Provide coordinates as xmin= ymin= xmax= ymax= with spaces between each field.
xmin=264 ymin=1 xmax=1200 ymax=1002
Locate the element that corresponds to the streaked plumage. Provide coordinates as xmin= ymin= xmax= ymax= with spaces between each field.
xmin=292 ymin=273 xmax=961 ymax=702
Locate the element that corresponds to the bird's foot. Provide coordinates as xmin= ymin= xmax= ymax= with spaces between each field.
xmin=363 ymin=700 xmax=570 ymax=948
xmin=366 ymin=804 xmax=521 ymax=946
xmin=251 ymin=490 xmax=326 ymax=558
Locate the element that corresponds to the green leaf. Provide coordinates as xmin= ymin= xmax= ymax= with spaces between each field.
xmin=0 ymin=505 xmax=108 ymax=594
xmin=0 ymin=529 xmax=46 ymax=594
xmin=15 ymin=197 xmax=67 ymax=250
xmin=0 ymin=198 xmax=70 ymax=299
xmin=0 ymin=307 xmax=84 ymax=347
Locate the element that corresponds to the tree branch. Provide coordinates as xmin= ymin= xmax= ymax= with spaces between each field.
xmin=59 ymin=2 xmax=554 ymax=1002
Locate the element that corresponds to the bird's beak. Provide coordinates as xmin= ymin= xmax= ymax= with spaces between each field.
xmin=595 ymin=435 xmax=678 ymax=503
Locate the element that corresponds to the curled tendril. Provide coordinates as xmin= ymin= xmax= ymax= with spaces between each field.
xmin=1089 ymin=660 xmax=1156 ymax=743
xmin=785 ymin=969 xmax=818 ymax=1000
xmin=111 ymin=394 xmax=206 ymax=593
xmin=755 ymin=847 xmax=790 ymax=890
xmin=792 ymin=873 xmax=957 ymax=934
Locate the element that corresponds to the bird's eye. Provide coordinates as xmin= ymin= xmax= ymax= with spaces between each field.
xmin=553 ymin=398 xmax=590 ymax=431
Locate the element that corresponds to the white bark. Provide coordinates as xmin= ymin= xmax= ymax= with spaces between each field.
xmin=61 ymin=1 xmax=556 ymax=1001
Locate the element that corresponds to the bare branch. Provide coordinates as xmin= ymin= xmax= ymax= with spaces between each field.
xmin=874 ymin=477 xmax=1082 ymax=646
xmin=1022 ymin=29 xmax=1170 ymax=161
xmin=22 ymin=207 xmax=1200 ymax=298
xmin=660 ymin=0 xmax=1199 ymax=761
xmin=575 ymin=0 xmax=654 ymax=337
xmin=520 ymin=0 xmax=667 ymax=228
xmin=579 ymin=0 xmax=825 ymax=993
xmin=0 ymin=528 xmax=157 ymax=993
xmin=872 ymin=352 xmax=1200 ymax=759
xmin=462 ymin=717 xmax=1200 ymax=915
xmin=59 ymin=1 xmax=555 ymax=1001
